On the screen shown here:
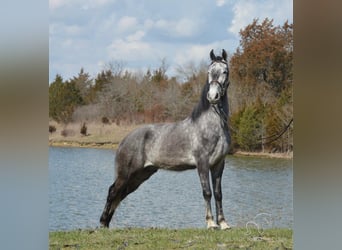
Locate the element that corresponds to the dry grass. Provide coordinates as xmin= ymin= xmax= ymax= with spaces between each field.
xmin=48 ymin=121 xmax=142 ymax=149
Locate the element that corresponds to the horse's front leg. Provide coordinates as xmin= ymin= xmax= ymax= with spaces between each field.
xmin=210 ymin=160 xmax=231 ymax=230
xmin=197 ymin=163 xmax=219 ymax=229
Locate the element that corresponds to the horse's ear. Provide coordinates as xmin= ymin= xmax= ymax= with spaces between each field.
xmin=210 ymin=49 xmax=216 ymax=61
xmin=222 ymin=49 xmax=227 ymax=61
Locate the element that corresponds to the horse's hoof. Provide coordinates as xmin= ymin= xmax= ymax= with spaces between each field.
xmin=207 ymin=220 xmax=219 ymax=230
xmin=99 ymin=218 xmax=109 ymax=228
xmin=220 ymin=225 xmax=231 ymax=230
xmin=219 ymin=221 xmax=231 ymax=230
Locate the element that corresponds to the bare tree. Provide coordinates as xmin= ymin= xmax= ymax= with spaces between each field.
xmin=104 ymin=60 xmax=126 ymax=78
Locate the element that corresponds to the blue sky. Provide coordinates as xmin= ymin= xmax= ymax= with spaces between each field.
xmin=49 ymin=0 xmax=293 ymax=83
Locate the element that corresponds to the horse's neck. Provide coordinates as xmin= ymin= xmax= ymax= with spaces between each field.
xmin=213 ymin=98 xmax=229 ymax=130
xmin=191 ymin=95 xmax=228 ymax=126
xmin=190 ymin=80 xmax=229 ymax=122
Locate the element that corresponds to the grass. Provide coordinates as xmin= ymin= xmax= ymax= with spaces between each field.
xmin=49 ymin=227 xmax=292 ymax=250
xmin=48 ymin=121 xmax=142 ymax=149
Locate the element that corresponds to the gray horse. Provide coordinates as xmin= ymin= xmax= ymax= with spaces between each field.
xmin=100 ymin=49 xmax=231 ymax=230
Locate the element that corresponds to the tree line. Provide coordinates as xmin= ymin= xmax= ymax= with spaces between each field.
xmin=49 ymin=18 xmax=293 ymax=153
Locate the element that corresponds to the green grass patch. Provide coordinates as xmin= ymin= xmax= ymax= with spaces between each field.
xmin=49 ymin=227 xmax=292 ymax=249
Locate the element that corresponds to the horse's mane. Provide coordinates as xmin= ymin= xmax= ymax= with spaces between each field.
xmin=190 ymin=80 xmax=211 ymax=121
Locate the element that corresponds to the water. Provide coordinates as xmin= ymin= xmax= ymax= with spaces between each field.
xmin=49 ymin=147 xmax=292 ymax=231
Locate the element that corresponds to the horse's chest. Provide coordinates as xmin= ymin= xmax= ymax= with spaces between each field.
xmin=207 ymin=133 xmax=229 ymax=166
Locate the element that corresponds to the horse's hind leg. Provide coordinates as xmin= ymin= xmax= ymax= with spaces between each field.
xmin=100 ymin=177 xmax=127 ymax=227
xmin=100 ymin=166 xmax=157 ymax=227
xmin=120 ymin=166 xmax=158 ymax=201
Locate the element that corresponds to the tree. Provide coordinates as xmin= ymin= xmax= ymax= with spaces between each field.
xmin=151 ymin=58 xmax=169 ymax=89
xmin=49 ymin=74 xmax=84 ymax=124
xmin=233 ymin=104 xmax=264 ymax=151
xmin=229 ymin=18 xmax=293 ymax=152
xmin=230 ymin=18 xmax=293 ymax=94
xmin=93 ymin=69 xmax=115 ymax=98
xmin=70 ymin=68 xmax=93 ymax=104
xmin=178 ymin=60 xmax=207 ymax=107
xmin=49 ymin=74 xmax=64 ymax=121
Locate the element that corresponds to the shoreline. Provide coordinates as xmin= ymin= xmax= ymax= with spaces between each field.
xmin=49 ymin=139 xmax=119 ymax=149
xmin=49 ymin=139 xmax=292 ymax=159
xmin=232 ymin=150 xmax=293 ymax=159
xmin=49 ymin=122 xmax=292 ymax=159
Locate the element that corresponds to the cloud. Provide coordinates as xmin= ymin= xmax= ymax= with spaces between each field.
xmin=117 ymin=16 xmax=138 ymax=33
xmin=144 ymin=19 xmax=154 ymax=29
xmin=174 ymin=19 xmax=199 ymax=37
xmin=154 ymin=18 xmax=200 ymax=38
xmin=49 ymin=0 xmax=114 ymax=10
xmin=175 ymin=45 xmax=211 ymax=65
xmin=99 ymin=13 xmax=117 ymax=33
xmin=228 ymin=0 xmax=293 ymax=37
xmin=174 ymin=40 xmax=234 ymax=66
xmin=65 ymin=25 xmax=83 ymax=36
xmin=126 ymin=31 xmax=145 ymax=42
xmin=49 ymin=0 xmax=293 ymax=82
xmin=228 ymin=0 xmax=255 ymax=36
xmin=49 ymin=0 xmax=67 ymax=10
xmin=81 ymin=0 xmax=114 ymax=10
xmin=49 ymin=23 xmax=83 ymax=37
xmin=107 ymin=38 xmax=152 ymax=61
xmin=216 ymin=0 xmax=226 ymax=7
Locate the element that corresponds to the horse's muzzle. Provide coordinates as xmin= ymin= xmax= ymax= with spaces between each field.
xmin=207 ymin=83 xmax=221 ymax=104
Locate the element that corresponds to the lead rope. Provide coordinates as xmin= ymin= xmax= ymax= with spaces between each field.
xmin=212 ymin=103 xmax=228 ymax=128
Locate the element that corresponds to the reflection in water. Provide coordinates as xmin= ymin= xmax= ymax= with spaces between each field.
xmin=49 ymin=147 xmax=292 ymax=231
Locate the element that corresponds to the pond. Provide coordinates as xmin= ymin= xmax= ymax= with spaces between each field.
xmin=49 ymin=147 xmax=292 ymax=231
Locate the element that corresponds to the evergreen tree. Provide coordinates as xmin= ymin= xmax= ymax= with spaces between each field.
xmin=49 ymin=74 xmax=84 ymax=123
xmin=70 ymin=68 xmax=93 ymax=104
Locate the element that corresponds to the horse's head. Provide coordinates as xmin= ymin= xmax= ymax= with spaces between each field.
xmin=207 ymin=49 xmax=229 ymax=104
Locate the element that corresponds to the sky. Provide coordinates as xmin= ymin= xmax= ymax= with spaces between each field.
xmin=49 ymin=0 xmax=293 ymax=83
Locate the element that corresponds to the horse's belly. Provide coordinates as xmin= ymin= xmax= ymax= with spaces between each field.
xmin=159 ymin=163 xmax=197 ymax=171
xmin=147 ymin=153 xmax=197 ymax=171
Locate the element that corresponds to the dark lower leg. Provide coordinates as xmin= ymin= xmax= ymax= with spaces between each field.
xmin=100 ymin=167 xmax=157 ymax=227
xmin=100 ymin=179 xmax=126 ymax=227
xmin=198 ymin=169 xmax=218 ymax=229
xmin=204 ymin=192 xmax=218 ymax=228
xmin=211 ymin=162 xmax=230 ymax=229
xmin=100 ymin=198 xmax=120 ymax=227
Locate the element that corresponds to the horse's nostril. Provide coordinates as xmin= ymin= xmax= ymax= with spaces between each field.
xmin=215 ymin=93 xmax=219 ymax=100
